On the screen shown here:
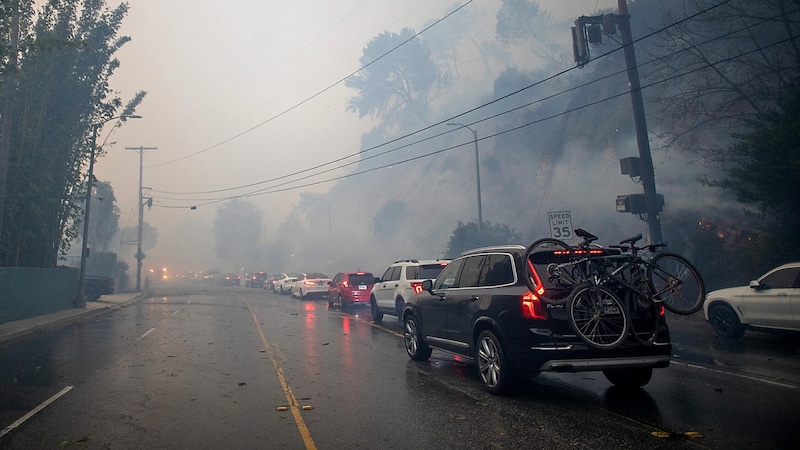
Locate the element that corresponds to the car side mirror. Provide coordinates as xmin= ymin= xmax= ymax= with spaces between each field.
xmin=374 ymin=277 xmax=381 ymax=283
xmin=749 ymin=280 xmax=761 ymax=290
xmin=327 ymin=281 xmax=332 ymax=286
xmin=422 ymin=279 xmax=434 ymax=294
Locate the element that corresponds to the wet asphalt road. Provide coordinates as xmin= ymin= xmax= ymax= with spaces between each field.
xmin=1 ymin=282 xmax=799 ymax=449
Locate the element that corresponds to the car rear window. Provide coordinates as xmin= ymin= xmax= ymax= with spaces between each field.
xmin=347 ymin=274 xmax=374 ymax=285
xmin=480 ymin=254 xmax=514 ymax=286
xmin=408 ymin=263 xmax=447 ymax=280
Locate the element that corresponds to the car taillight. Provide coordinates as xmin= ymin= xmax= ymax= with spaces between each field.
xmin=527 ymin=260 xmax=546 ymax=297
xmin=658 ymin=304 xmax=665 ymax=316
xmin=410 ymin=281 xmax=423 ymax=294
xmin=304 ymin=280 xmax=315 ymax=286
xmin=342 ymin=279 xmax=349 ymax=288
xmin=521 ymin=291 xmax=546 ymax=320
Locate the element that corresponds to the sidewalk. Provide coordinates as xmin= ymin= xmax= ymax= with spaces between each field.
xmin=0 ymin=292 xmax=145 ymax=346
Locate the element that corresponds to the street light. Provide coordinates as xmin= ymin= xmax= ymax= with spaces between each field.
xmin=447 ymin=123 xmax=483 ymax=230
xmin=76 ymin=114 xmax=141 ymax=307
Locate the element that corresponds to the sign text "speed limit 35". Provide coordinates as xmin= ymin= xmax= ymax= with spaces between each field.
xmin=548 ymin=211 xmax=573 ymax=240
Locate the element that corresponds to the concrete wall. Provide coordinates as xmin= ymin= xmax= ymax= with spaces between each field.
xmin=0 ymin=268 xmax=78 ymax=324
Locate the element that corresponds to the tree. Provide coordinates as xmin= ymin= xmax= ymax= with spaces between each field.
xmin=0 ymin=0 xmax=142 ymax=267
xmin=213 ymin=199 xmax=264 ymax=271
xmin=701 ymin=74 xmax=800 ymax=263
xmin=119 ymin=221 xmax=158 ymax=253
xmin=648 ymin=0 xmax=800 ymax=157
xmin=83 ymin=180 xmax=119 ymax=253
xmin=495 ymin=0 xmax=561 ymax=62
xmin=345 ymin=28 xmax=440 ymax=131
xmin=445 ymin=220 xmax=521 ymax=257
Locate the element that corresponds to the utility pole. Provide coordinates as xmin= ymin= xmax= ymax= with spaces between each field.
xmin=616 ymin=0 xmax=662 ymax=244
xmin=571 ymin=0 xmax=663 ymax=244
xmin=125 ymin=146 xmax=157 ymax=292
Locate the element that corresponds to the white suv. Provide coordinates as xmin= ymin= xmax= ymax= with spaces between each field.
xmin=371 ymin=259 xmax=449 ymax=323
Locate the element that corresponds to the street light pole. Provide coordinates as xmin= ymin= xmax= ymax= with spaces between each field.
xmin=447 ymin=123 xmax=483 ymax=230
xmin=76 ymin=115 xmax=141 ymax=307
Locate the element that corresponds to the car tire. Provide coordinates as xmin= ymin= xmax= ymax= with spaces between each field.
xmin=603 ymin=367 xmax=653 ymax=389
xmin=299 ymin=289 xmax=304 ymax=300
xmin=404 ymin=315 xmax=431 ymax=361
xmin=708 ymin=303 xmax=745 ymax=339
xmin=476 ymin=330 xmax=518 ymax=395
xmin=279 ymin=286 xmax=284 ymax=294
xmin=328 ymin=295 xmax=334 ymax=307
xmin=339 ymin=295 xmax=347 ymax=310
xmin=371 ymin=298 xmax=383 ymax=323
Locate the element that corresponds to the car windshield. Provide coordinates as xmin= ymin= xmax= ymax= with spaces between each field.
xmin=347 ymin=274 xmax=374 ymax=285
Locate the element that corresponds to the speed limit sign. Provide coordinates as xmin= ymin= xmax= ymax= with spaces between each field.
xmin=548 ymin=211 xmax=574 ymax=240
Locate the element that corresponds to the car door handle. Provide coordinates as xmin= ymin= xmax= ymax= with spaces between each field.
xmin=469 ymin=296 xmax=480 ymax=302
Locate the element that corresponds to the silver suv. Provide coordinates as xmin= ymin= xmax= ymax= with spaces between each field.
xmin=370 ymin=259 xmax=449 ymax=323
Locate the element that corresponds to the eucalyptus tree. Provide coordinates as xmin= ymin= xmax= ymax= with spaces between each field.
xmin=0 ymin=0 xmax=143 ymax=267
xmin=345 ymin=27 xmax=441 ymax=132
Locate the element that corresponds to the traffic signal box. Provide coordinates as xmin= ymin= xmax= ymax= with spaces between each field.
xmin=616 ymin=157 xmax=664 ymax=214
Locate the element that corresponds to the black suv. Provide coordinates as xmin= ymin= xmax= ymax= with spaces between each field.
xmin=402 ymin=245 xmax=671 ymax=394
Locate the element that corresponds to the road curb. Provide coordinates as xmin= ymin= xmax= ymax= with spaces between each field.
xmin=0 ymin=292 xmax=146 ymax=347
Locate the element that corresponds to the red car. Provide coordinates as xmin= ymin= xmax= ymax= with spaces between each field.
xmin=328 ymin=272 xmax=376 ymax=309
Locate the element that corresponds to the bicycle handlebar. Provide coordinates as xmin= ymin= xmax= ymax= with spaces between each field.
xmin=576 ymin=229 xmax=666 ymax=255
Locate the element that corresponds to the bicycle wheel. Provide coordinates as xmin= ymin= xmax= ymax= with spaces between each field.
xmin=524 ymin=238 xmax=576 ymax=305
xmin=568 ymin=284 xmax=629 ymax=350
xmin=625 ymin=290 xmax=660 ymax=346
xmin=647 ymin=253 xmax=705 ymax=315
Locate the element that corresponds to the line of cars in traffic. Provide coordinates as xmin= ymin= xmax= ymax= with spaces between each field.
xmin=258 ymin=259 xmax=451 ymax=322
xmin=242 ymin=255 xmax=798 ymax=395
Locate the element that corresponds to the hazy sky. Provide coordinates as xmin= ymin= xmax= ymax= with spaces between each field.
xmin=89 ymin=0 xmax=620 ymax=268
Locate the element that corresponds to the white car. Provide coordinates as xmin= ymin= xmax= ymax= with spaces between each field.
xmin=291 ymin=272 xmax=331 ymax=299
xmin=703 ymin=262 xmax=800 ymax=339
xmin=274 ymin=275 xmax=297 ymax=294
xmin=370 ymin=259 xmax=449 ymax=323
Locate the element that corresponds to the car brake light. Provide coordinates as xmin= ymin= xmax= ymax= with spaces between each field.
xmin=304 ymin=280 xmax=315 ymax=286
xmin=521 ymin=291 xmax=546 ymax=320
xmin=526 ymin=260 xmax=546 ymax=297
xmin=342 ymin=279 xmax=349 ymax=288
xmin=658 ymin=304 xmax=665 ymax=316
xmin=410 ymin=281 xmax=423 ymax=294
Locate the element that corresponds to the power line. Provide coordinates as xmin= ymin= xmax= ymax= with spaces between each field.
xmin=152 ymin=28 xmax=800 ymax=209
xmin=148 ymin=0 xmax=475 ymax=169
xmin=153 ymin=0 xmax=740 ymax=199
xmin=156 ymin=0 xmax=800 ymax=209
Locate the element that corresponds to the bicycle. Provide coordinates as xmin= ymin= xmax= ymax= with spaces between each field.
xmin=524 ymin=229 xmax=705 ymax=350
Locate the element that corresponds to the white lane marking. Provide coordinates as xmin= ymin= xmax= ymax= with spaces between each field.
xmin=0 ymin=386 xmax=74 ymax=438
xmin=135 ymin=328 xmax=156 ymax=341
xmin=672 ymin=361 xmax=798 ymax=389
xmin=172 ymin=309 xmax=181 ymax=315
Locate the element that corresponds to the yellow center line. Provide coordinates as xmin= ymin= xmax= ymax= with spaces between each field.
xmin=243 ymin=299 xmax=317 ymax=450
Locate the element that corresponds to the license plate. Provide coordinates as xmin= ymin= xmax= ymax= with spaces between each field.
xmin=358 ymin=285 xmax=367 ymax=290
